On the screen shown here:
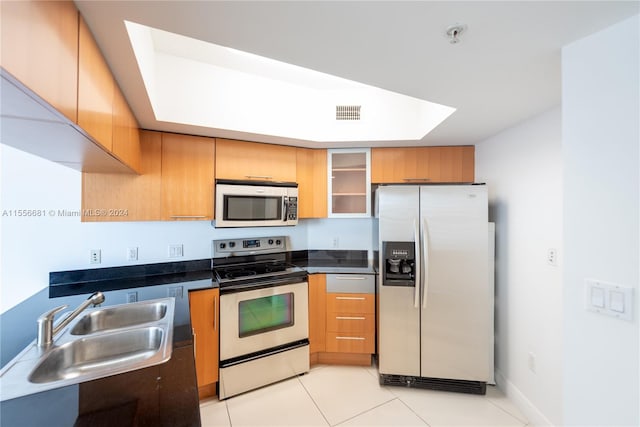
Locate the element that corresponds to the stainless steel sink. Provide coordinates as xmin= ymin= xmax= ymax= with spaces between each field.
xmin=0 ymin=297 xmax=175 ymax=401
xmin=70 ymin=300 xmax=168 ymax=335
xmin=29 ymin=327 xmax=164 ymax=384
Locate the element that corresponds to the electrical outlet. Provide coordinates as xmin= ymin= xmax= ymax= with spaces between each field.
xmin=169 ymin=244 xmax=184 ymax=258
xmin=127 ymin=247 xmax=138 ymax=261
xmin=528 ymin=352 xmax=537 ymax=374
xmin=547 ymin=248 xmax=557 ymax=266
xmin=90 ymin=249 xmax=101 ymax=264
xmin=127 ymin=291 xmax=138 ymax=303
xmin=332 ymin=237 xmax=339 ymax=248
xmin=168 ymin=286 xmax=183 ymax=299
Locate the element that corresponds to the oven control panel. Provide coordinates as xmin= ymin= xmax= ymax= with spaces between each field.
xmin=213 ymin=236 xmax=287 ymax=256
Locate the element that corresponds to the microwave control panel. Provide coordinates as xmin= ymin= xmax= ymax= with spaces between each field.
xmin=286 ymin=197 xmax=298 ymax=220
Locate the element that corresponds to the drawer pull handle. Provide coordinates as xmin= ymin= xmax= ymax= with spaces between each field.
xmin=245 ymin=175 xmax=273 ymax=180
xmin=336 ymin=316 xmax=366 ymax=320
xmin=170 ymin=215 xmax=207 ymax=219
xmin=336 ymin=336 xmax=365 ymax=340
xmin=335 ymin=276 xmax=366 ymax=280
xmin=335 ymin=296 xmax=365 ymax=300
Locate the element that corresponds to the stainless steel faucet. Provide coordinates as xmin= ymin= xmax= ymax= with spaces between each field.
xmin=36 ymin=291 xmax=105 ymax=347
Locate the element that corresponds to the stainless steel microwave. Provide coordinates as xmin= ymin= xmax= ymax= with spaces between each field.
xmin=215 ymin=180 xmax=298 ymax=228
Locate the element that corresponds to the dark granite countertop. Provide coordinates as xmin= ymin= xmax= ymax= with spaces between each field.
xmin=1 ymin=250 xmax=377 ymax=426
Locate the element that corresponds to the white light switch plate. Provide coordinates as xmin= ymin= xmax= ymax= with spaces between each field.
xmin=585 ymin=279 xmax=633 ymax=321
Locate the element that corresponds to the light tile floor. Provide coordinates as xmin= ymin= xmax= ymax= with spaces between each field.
xmin=200 ymin=365 xmax=529 ymax=427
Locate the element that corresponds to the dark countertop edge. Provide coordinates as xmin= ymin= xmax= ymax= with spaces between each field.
xmin=49 ymin=250 xmax=374 ymax=298
xmin=49 ymin=270 xmax=215 ymax=298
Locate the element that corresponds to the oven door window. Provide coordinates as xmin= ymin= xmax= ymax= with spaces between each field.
xmin=238 ymin=293 xmax=294 ymax=338
xmin=224 ymin=195 xmax=282 ymax=221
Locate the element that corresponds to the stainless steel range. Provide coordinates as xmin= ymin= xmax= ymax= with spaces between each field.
xmin=213 ymin=236 xmax=309 ymax=399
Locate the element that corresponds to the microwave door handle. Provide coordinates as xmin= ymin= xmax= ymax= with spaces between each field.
xmin=283 ymin=197 xmax=288 ymax=222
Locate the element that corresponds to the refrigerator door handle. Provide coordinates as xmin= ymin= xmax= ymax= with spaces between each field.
xmin=422 ymin=218 xmax=429 ymax=309
xmin=413 ymin=219 xmax=420 ymax=308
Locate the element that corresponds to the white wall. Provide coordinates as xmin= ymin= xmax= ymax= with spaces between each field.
xmin=562 ymin=15 xmax=639 ymax=426
xmin=475 ymin=107 xmax=563 ymax=425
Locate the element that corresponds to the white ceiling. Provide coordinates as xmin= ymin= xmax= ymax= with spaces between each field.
xmin=74 ymin=1 xmax=639 ymax=148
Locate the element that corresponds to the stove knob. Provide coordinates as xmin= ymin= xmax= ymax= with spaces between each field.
xmin=275 ymin=239 xmax=281 ymax=245
xmin=219 ymin=243 xmax=226 ymax=249
xmin=229 ymin=241 xmax=236 ymax=248
xmin=268 ymin=239 xmax=274 ymax=245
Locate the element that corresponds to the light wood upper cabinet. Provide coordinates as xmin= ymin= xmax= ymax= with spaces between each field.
xmin=296 ymin=148 xmax=327 ymax=218
xmin=112 ymin=87 xmax=141 ymax=172
xmin=308 ymin=274 xmax=327 ymax=355
xmin=1 ymin=0 xmax=79 ymax=123
xmin=161 ymin=133 xmax=215 ymax=220
xmin=189 ymin=288 xmax=219 ymax=399
xmin=78 ymin=16 xmax=114 ymax=152
xmin=82 ymin=130 xmax=162 ymax=222
xmin=215 ymin=139 xmax=297 ymax=182
xmin=371 ymin=146 xmax=475 ymax=184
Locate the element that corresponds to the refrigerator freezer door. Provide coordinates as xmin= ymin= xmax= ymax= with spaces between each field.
xmin=419 ymin=185 xmax=490 ymax=382
xmin=377 ymin=186 xmax=420 ymax=377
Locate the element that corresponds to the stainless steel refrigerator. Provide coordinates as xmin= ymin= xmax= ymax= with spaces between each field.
xmin=376 ymin=184 xmax=493 ymax=394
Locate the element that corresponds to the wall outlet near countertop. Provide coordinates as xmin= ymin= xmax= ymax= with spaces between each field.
xmin=127 ymin=247 xmax=138 ymax=261
xmin=90 ymin=249 xmax=101 ymax=264
xmin=168 ymin=244 xmax=184 ymax=258
xmin=127 ymin=291 xmax=138 ymax=303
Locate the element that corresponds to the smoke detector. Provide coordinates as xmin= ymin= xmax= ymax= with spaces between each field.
xmin=445 ymin=24 xmax=467 ymax=44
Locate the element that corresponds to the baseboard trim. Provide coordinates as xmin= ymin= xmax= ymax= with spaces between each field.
xmin=312 ymin=352 xmax=372 ymax=366
xmin=494 ymin=369 xmax=555 ymax=426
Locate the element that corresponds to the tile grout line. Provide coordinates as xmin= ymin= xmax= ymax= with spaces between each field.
xmin=224 ymin=399 xmax=233 ymax=427
xmin=297 ymin=372 xmax=332 ymax=426
xmin=331 ymin=396 xmax=405 ymax=427
xmin=393 ymin=392 xmax=433 ymax=427
xmin=484 ymin=397 xmax=529 ymax=426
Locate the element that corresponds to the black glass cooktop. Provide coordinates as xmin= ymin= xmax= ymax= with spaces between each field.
xmin=213 ymin=260 xmax=306 ymax=287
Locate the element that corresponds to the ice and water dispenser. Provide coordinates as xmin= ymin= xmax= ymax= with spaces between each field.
xmin=382 ymin=241 xmax=416 ymax=286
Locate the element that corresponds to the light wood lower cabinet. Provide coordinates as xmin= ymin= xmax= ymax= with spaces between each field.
xmin=308 ymin=274 xmax=327 ymax=355
xmin=309 ymin=274 xmax=376 ymax=366
xmin=161 ymin=133 xmax=215 ymax=220
xmin=325 ymin=293 xmax=375 ymax=355
xmin=189 ymin=288 xmax=219 ymax=399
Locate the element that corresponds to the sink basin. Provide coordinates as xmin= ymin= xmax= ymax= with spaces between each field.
xmin=29 ymin=327 xmax=164 ymax=384
xmin=70 ymin=301 xmax=168 ymax=335
xmin=0 ymin=297 xmax=175 ymax=401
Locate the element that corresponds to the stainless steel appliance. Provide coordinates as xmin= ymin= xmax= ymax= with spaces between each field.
xmin=215 ymin=180 xmax=298 ymax=228
xmin=213 ymin=236 xmax=309 ymax=399
xmin=376 ymin=184 xmax=493 ymax=395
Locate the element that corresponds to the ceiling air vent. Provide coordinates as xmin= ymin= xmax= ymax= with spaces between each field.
xmin=336 ymin=105 xmax=361 ymax=120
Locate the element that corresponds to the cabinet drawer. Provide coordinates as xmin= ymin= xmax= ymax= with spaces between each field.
xmin=326 ymin=293 xmax=374 ymax=314
xmin=326 ymin=332 xmax=375 ymax=354
xmin=326 ymin=274 xmax=375 ymax=293
xmin=326 ymin=313 xmax=375 ymax=334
